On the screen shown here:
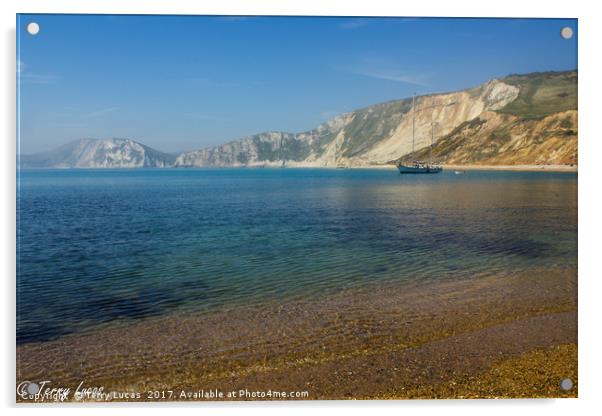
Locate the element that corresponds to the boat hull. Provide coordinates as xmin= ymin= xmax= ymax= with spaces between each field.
xmin=397 ymin=165 xmax=442 ymax=174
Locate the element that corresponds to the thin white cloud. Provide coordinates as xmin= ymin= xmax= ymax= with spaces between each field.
xmin=349 ymin=68 xmax=432 ymax=87
xmin=18 ymin=73 xmax=60 ymax=84
xmin=17 ymin=61 xmax=60 ymax=84
xmin=86 ymin=107 xmax=120 ymax=118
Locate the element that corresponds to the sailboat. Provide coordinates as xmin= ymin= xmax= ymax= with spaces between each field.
xmin=397 ymin=94 xmax=442 ymax=174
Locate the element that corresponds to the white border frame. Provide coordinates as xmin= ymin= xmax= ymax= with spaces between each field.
xmin=2 ymin=1 xmax=601 ymax=415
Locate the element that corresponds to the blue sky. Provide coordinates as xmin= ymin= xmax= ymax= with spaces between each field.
xmin=17 ymin=15 xmax=577 ymax=154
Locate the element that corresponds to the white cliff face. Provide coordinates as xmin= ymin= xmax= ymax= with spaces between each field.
xmin=175 ymin=80 xmax=519 ymax=168
xmin=64 ymin=139 xmax=146 ymax=168
xmin=354 ymin=81 xmax=519 ymax=165
xmin=483 ymin=80 xmax=522 ymax=110
xmin=174 ymin=112 xmax=357 ymax=168
xmin=22 ymin=138 xmax=175 ymax=168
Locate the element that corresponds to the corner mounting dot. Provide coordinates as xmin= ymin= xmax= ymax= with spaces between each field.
xmin=26 ymin=22 xmax=40 ymax=36
xmin=560 ymin=27 xmax=573 ymax=40
xmin=560 ymin=378 xmax=573 ymax=391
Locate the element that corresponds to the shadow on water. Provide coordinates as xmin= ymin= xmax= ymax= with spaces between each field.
xmin=17 ymin=281 xmax=211 ymax=344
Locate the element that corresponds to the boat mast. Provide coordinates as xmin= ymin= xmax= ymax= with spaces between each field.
xmin=430 ymin=121 xmax=435 ymax=165
xmin=412 ymin=93 xmax=416 ymax=156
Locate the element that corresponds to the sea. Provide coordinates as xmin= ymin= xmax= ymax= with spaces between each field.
xmin=16 ymin=168 xmax=578 ymax=344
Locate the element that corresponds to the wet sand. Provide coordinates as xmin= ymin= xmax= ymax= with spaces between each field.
xmin=16 ymin=266 xmax=577 ymax=401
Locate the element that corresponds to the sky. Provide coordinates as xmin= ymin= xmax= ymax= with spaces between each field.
xmin=17 ymin=15 xmax=577 ymax=154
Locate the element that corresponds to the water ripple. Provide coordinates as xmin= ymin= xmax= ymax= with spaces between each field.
xmin=17 ymin=169 xmax=577 ymax=344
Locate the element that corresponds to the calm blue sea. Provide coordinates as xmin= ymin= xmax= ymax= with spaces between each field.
xmin=16 ymin=168 xmax=577 ymax=344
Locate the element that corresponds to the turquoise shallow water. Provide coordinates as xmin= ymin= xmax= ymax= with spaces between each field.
xmin=16 ymin=168 xmax=577 ymax=344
